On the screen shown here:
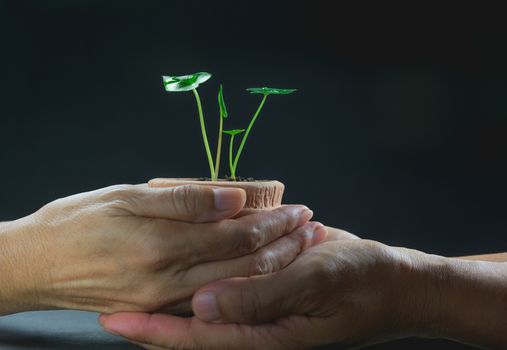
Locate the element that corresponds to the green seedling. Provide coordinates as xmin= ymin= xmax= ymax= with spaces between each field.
xmin=215 ymin=84 xmax=228 ymax=180
xmin=162 ymin=72 xmax=216 ymax=179
xmin=222 ymin=129 xmax=245 ymax=181
xmin=162 ymin=72 xmax=296 ymax=181
xmin=229 ymin=87 xmax=297 ymax=179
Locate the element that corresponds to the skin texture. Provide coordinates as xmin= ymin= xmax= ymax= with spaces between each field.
xmin=0 ymin=184 xmax=327 ymax=316
xmin=459 ymin=253 xmax=507 ymax=262
xmin=100 ymin=227 xmax=507 ymax=350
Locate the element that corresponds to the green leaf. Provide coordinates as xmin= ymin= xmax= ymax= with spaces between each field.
xmin=246 ymin=87 xmax=297 ymax=95
xmin=223 ymin=129 xmax=245 ymax=136
xmin=162 ymin=72 xmax=212 ymax=92
xmin=218 ymin=84 xmax=228 ymax=119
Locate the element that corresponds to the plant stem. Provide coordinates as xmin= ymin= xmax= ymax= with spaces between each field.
xmin=192 ymin=89 xmax=215 ymax=180
xmin=232 ymin=94 xmax=268 ymax=172
xmin=229 ymin=134 xmax=236 ymax=181
xmin=214 ymin=111 xmax=223 ymax=181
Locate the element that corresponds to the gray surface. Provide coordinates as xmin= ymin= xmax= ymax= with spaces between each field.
xmin=0 ymin=311 xmax=481 ymax=350
xmin=0 ymin=311 xmax=140 ymax=349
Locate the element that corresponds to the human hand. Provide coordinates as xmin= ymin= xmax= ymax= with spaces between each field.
xmin=100 ymin=235 xmax=440 ymax=350
xmin=0 ymin=184 xmax=325 ymax=315
xmin=324 ymin=226 xmax=360 ymax=241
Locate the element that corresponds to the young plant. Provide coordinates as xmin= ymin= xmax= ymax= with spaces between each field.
xmin=214 ymin=84 xmax=228 ymax=179
xmin=162 ymin=72 xmax=217 ymax=180
xmin=162 ymin=72 xmax=296 ymax=181
xmin=222 ymin=129 xmax=245 ymax=181
xmin=225 ymin=87 xmax=297 ymax=180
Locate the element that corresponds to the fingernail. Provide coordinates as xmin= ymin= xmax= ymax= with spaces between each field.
xmin=213 ymin=188 xmax=244 ymax=211
xmin=193 ymin=291 xmax=221 ymax=322
xmin=298 ymin=207 xmax=313 ymax=225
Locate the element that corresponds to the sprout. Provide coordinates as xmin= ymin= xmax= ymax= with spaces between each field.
xmin=161 ymin=72 xmax=216 ymax=180
xmin=218 ymin=84 xmax=228 ymax=118
xmin=214 ymin=84 xmax=228 ymax=180
xmin=162 ymin=72 xmax=296 ymax=181
xmin=229 ymin=87 xmax=297 ymax=178
xmin=223 ymin=129 xmax=245 ymax=181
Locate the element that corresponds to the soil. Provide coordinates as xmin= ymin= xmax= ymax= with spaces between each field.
xmin=197 ymin=176 xmax=260 ymax=182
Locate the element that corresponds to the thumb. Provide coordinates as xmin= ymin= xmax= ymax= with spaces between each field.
xmin=110 ymin=184 xmax=246 ymax=223
xmin=192 ymin=270 xmax=301 ymax=325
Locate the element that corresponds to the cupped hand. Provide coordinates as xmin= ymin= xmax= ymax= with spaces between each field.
xmin=100 ymin=232 xmax=435 ymax=350
xmin=1 ymin=184 xmax=325 ymax=315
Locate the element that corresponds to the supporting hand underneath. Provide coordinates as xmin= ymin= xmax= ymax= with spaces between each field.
xmin=101 ymin=227 xmax=507 ymax=349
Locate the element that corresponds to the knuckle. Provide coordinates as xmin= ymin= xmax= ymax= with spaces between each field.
xmin=36 ymin=199 xmax=69 ymax=220
xmin=99 ymin=185 xmax=136 ymax=212
xmin=249 ymin=250 xmax=278 ymax=276
xmin=237 ymin=225 xmax=263 ymax=254
xmin=36 ymin=196 xmax=96 ymax=226
xmin=102 ymin=184 xmax=133 ymax=200
xmin=171 ymin=184 xmax=203 ymax=220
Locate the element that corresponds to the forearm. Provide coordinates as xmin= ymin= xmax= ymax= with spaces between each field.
xmin=458 ymin=252 xmax=507 ymax=262
xmin=437 ymin=258 xmax=507 ymax=349
xmin=402 ymin=249 xmax=507 ymax=349
xmin=0 ymin=218 xmax=48 ymax=315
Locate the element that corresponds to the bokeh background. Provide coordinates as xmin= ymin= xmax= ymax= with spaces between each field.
xmin=0 ymin=1 xmax=506 ymax=349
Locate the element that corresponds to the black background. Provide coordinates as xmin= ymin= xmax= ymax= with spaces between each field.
xmin=1 ymin=1 xmax=506 ymax=349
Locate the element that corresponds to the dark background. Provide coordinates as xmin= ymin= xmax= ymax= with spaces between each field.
xmin=1 ymin=1 xmax=506 ymax=349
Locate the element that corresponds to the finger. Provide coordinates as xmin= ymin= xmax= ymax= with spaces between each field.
xmin=232 ymin=204 xmax=313 ymax=219
xmin=186 ymin=222 xmax=326 ymax=285
xmin=137 ymin=205 xmax=314 ymax=271
xmin=153 ymin=223 xmax=324 ymax=316
xmin=100 ymin=313 xmax=194 ymax=348
xmin=99 ymin=313 xmax=279 ymax=350
xmin=191 ymin=267 xmax=304 ymax=324
xmin=184 ymin=205 xmax=313 ymax=264
xmin=104 ymin=184 xmax=246 ymax=223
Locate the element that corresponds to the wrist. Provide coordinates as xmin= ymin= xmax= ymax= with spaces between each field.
xmin=433 ymin=258 xmax=507 ymax=347
xmin=393 ymin=247 xmax=507 ymax=348
xmin=0 ymin=216 xmax=51 ymax=315
xmin=388 ymin=247 xmax=450 ymax=338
